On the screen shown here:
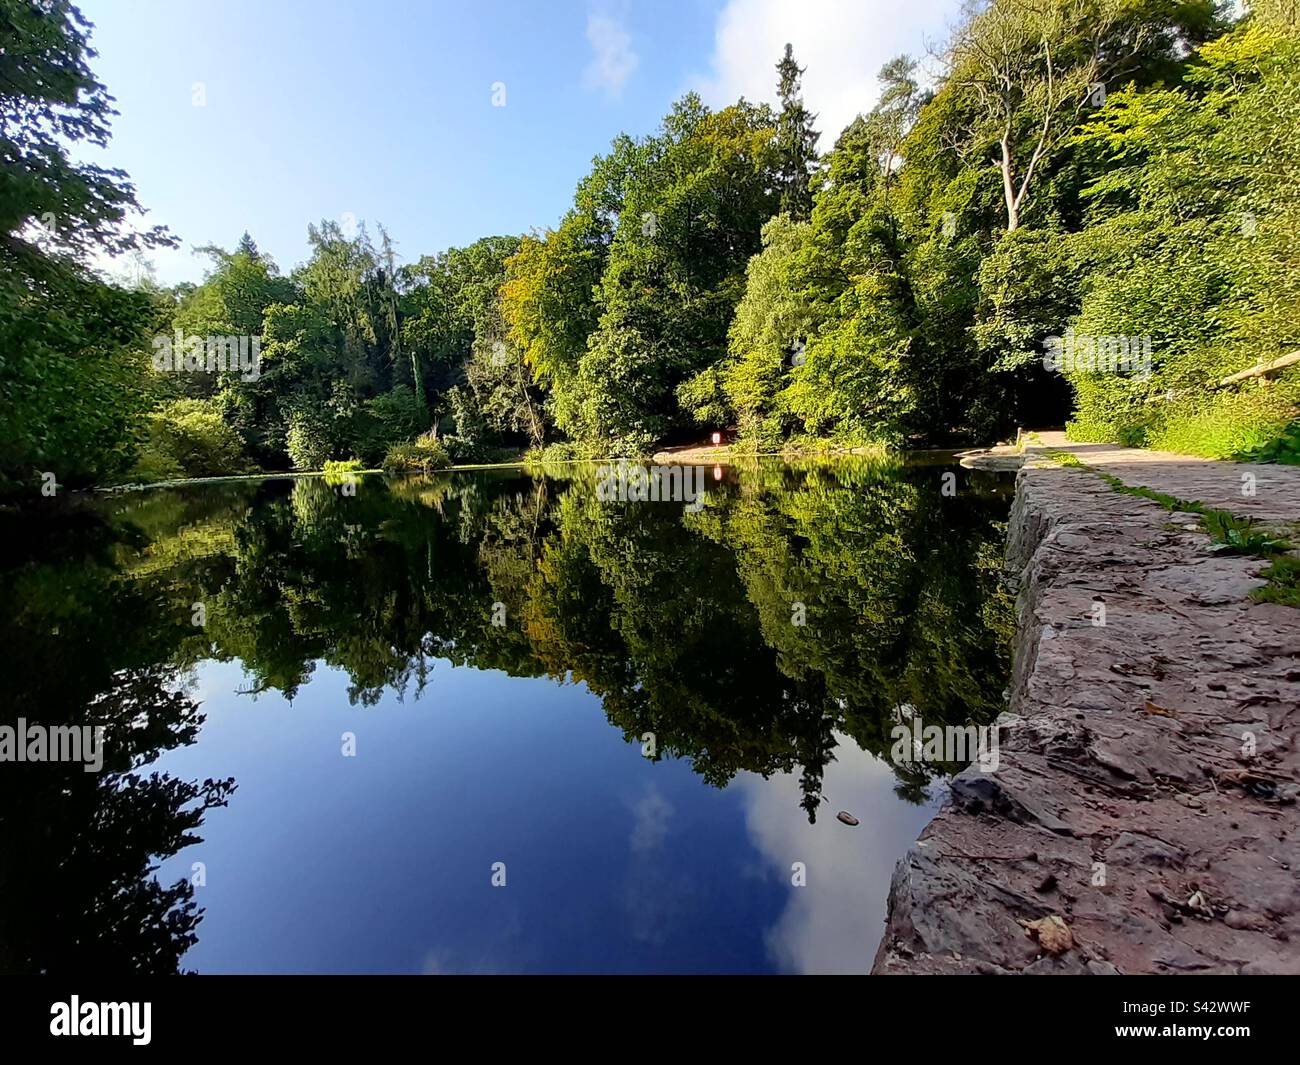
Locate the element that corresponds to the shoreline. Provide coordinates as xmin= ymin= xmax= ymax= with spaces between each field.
xmin=85 ymin=445 xmax=936 ymax=494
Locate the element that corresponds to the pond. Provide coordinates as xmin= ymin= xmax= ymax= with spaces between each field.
xmin=0 ymin=457 xmax=1015 ymax=974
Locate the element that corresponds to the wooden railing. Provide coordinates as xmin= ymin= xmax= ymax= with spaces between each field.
xmin=1217 ymin=350 xmax=1300 ymax=387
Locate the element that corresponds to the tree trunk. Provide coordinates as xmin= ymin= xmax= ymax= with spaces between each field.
xmin=999 ymin=136 xmax=1020 ymax=232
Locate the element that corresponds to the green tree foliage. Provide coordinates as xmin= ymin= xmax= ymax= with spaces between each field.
xmin=721 ymin=0 xmax=1233 ymax=450
xmin=9 ymin=3 xmax=1299 ymax=494
xmin=175 ymin=236 xmax=297 ymax=343
xmin=502 ymin=141 xmax=637 ymax=447
xmin=0 ymin=0 xmax=170 ymax=259
xmin=505 ymin=94 xmax=783 ymax=454
xmin=720 ymin=215 xmax=821 ymax=448
xmin=133 ymin=397 xmax=254 ymax=481
xmin=0 ymin=0 xmax=173 ymax=496
xmin=405 ymin=234 xmax=546 ymax=457
xmin=774 ymin=43 xmax=820 ymax=219
xmin=1061 ymin=23 xmax=1300 ymax=455
xmin=350 ymin=386 xmax=426 ymax=467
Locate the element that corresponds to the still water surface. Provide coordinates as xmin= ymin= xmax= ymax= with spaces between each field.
xmin=0 ymin=457 xmax=1013 ymax=974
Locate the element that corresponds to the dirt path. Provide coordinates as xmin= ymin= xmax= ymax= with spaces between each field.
xmin=872 ymin=434 xmax=1300 ymax=974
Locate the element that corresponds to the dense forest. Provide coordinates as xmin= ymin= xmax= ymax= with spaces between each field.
xmin=3 ymin=0 xmax=1298 ymax=499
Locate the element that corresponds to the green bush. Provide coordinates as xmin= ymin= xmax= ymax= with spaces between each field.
xmin=381 ymin=433 xmax=451 ymax=473
xmin=285 ymin=408 xmax=333 ymax=471
xmin=441 ymin=433 xmax=484 ymax=465
xmin=128 ymin=444 xmax=184 ymax=484
xmin=1062 ymin=27 xmax=1300 ymax=462
xmin=349 ymin=387 xmax=426 ymax=466
xmin=459 ymin=443 xmax=520 ymax=465
xmin=524 ymin=441 xmax=589 ymax=464
xmin=1253 ymin=421 xmax=1300 ymax=465
xmin=322 ymin=458 xmax=363 ymax=475
xmin=129 ymin=398 xmax=252 ymax=482
xmin=321 ymin=459 xmax=364 ymax=488
xmin=1146 ymin=386 xmax=1299 ymax=460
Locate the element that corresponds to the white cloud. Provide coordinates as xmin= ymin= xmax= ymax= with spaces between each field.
xmin=628 ymin=785 xmax=672 ymax=853
xmin=583 ymin=11 xmax=639 ymax=98
xmin=732 ymin=731 xmax=940 ymax=973
xmin=691 ymin=0 xmax=956 ymax=146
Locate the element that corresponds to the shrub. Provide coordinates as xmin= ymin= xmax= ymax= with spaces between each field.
xmin=349 ymin=387 xmax=426 ymax=466
xmin=525 ymin=441 xmax=587 ymax=464
xmin=381 ymin=432 xmax=451 ymax=473
xmin=441 ymin=433 xmax=484 ymax=465
xmin=129 ymin=398 xmax=252 ymax=482
xmin=322 ymin=458 xmax=364 ymax=486
xmin=322 ymin=458 xmax=363 ymax=475
xmin=1253 ymin=421 xmax=1300 ymax=465
xmin=285 ymin=408 xmax=332 ymax=471
xmin=1146 ymin=387 xmax=1299 ymax=461
xmin=128 ymin=444 xmax=185 ymax=484
xmin=441 ymin=433 xmax=521 ymax=465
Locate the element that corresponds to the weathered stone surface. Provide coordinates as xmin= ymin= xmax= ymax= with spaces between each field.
xmin=872 ymin=440 xmax=1300 ymax=975
xmin=957 ymin=444 xmax=1025 ymax=472
xmin=1105 ymin=832 xmax=1186 ymax=869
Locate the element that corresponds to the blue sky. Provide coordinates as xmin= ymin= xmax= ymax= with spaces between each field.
xmin=78 ymin=0 xmax=954 ymax=284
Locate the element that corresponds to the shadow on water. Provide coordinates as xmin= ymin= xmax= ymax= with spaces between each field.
xmin=0 ymin=455 xmax=1015 ymax=973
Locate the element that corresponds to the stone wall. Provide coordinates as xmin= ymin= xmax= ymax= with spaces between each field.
xmin=871 ymin=458 xmax=1300 ymax=975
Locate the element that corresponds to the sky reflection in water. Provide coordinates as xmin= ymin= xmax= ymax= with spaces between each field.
xmin=1 ymin=457 xmax=1012 ymax=973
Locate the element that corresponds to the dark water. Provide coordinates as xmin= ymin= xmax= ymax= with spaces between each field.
xmin=0 ymin=457 xmax=1014 ymax=974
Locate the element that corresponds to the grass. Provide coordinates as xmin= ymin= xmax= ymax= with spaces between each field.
xmin=1201 ymin=511 xmax=1291 ymax=555
xmin=1252 ymin=556 xmax=1300 ymax=607
xmin=322 ymin=459 xmax=363 ymax=475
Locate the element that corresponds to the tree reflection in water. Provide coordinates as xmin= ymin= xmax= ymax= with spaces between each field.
xmin=0 ymin=456 xmax=1013 ymax=972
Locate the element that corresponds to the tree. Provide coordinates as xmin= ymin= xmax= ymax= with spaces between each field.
xmin=235 ymin=231 xmax=260 ymax=259
xmin=404 ymin=234 xmax=525 ymax=440
xmin=465 ymin=309 xmax=546 ymax=450
xmin=0 ymin=0 xmax=171 ymax=262
xmin=1062 ymin=23 xmax=1300 ymax=454
xmin=161 ymin=239 xmax=299 ymax=466
xmin=0 ymin=0 xmax=175 ymax=495
xmin=1249 ymin=0 xmax=1300 ymax=30
xmin=774 ymin=44 xmax=820 ymax=219
xmin=944 ymin=0 xmax=1221 ymax=232
xmin=715 ymin=214 xmax=820 ymax=446
xmin=577 ymin=96 xmax=783 ymax=451
xmin=502 ymin=137 xmax=640 ymax=442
